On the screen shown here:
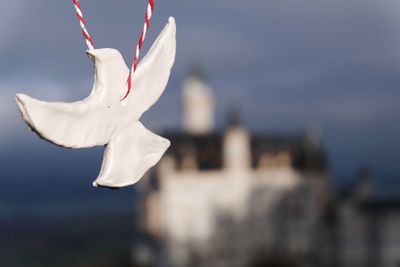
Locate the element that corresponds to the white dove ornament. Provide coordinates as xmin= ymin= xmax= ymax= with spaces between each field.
xmin=15 ymin=18 xmax=176 ymax=188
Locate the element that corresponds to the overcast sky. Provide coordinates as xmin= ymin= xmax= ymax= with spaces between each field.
xmin=0 ymin=0 xmax=399 ymax=189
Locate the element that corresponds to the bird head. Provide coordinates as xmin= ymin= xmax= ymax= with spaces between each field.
xmin=86 ymin=49 xmax=129 ymax=90
xmin=87 ymin=48 xmax=124 ymax=63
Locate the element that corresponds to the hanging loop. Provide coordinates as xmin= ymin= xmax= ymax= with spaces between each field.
xmin=71 ymin=0 xmax=156 ymax=100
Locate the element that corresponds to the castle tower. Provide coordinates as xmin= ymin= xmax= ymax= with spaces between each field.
xmin=223 ymin=112 xmax=251 ymax=171
xmin=182 ymin=66 xmax=215 ymax=135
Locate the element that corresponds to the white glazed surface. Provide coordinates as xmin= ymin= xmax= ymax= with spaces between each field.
xmin=15 ymin=17 xmax=176 ymax=188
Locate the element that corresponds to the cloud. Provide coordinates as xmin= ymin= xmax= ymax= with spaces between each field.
xmin=0 ymin=1 xmax=34 ymax=50
xmin=0 ymin=0 xmax=399 ymax=178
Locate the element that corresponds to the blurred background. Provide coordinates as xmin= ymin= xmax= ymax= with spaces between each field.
xmin=0 ymin=0 xmax=399 ymax=267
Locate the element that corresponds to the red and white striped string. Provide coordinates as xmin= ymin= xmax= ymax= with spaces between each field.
xmin=72 ymin=0 xmax=94 ymax=50
xmin=72 ymin=0 xmax=155 ymax=100
xmin=124 ymin=0 xmax=154 ymax=100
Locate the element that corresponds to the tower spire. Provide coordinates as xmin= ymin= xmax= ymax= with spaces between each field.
xmin=182 ymin=65 xmax=215 ymax=135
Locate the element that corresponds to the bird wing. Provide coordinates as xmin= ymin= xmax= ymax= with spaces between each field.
xmin=125 ymin=17 xmax=176 ymax=118
xmin=93 ymin=121 xmax=170 ymax=188
xmin=15 ymin=94 xmax=119 ymax=148
xmin=15 ymin=49 xmax=128 ymax=148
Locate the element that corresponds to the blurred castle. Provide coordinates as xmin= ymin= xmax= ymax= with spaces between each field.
xmin=132 ymin=70 xmax=400 ymax=267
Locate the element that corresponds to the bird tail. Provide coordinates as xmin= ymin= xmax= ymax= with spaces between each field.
xmin=93 ymin=121 xmax=170 ymax=188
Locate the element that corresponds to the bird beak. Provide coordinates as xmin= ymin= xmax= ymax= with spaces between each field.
xmin=86 ymin=49 xmax=97 ymax=60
